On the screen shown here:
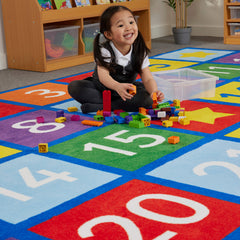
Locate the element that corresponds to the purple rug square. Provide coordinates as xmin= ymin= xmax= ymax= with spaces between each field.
xmin=0 ymin=110 xmax=93 ymax=147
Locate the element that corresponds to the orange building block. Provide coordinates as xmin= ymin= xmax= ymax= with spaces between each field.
xmin=139 ymin=107 xmax=147 ymax=115
xmin=81 ymin=119 xmax=103 ymax=127
xmin=168 ymin=136 xmax=180 ymax=144
xmin=129 ymin=85 xmax=137 ymax=96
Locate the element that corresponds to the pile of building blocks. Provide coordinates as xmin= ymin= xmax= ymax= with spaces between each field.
xmin=91 ymin=90 xmax=191 ymax=129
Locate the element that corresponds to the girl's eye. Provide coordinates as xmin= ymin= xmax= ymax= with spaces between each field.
xmin=118 ymin=24 xmax=124 ymax=28
xmin=130 ymin=20 xmax=135 ymax=24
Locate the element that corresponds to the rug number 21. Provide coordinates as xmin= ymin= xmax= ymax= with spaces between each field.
xmin=0 ymin=167 xmax=77 ymax=201
xmin=84 ymin=130 xmax=166 ymax=156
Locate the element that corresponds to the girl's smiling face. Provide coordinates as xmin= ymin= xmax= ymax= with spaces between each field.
xmin=104 ymin=10 xmax=138 ymax=55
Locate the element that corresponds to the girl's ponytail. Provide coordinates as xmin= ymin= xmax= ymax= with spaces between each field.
xmin=93 ymin=32 xmax=102 ymax=65
xmin=133 ymin=31 xmax=150 ymax=74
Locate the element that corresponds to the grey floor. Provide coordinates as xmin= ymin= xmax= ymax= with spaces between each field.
xmin=0 ymin=35 xmax=240 ymax=92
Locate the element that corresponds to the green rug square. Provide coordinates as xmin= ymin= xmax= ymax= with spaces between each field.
xmin=49 ymin=124 xmax=203 ymax=171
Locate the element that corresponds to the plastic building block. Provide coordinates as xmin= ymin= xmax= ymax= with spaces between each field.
xmin=103 ymin=111 xmax=111 ymax=117
xmin=55 ymin=117 xmax=66 ymax=123
xmin=56 ymin=110 xmax=64 ymax=118
xmin=68 ymin=107 xmax=78 ymax=112
xmin=169 ymin=116 xmax=179 ymax=122
xmin=157 ymin=111 xmax=166 ymax=118
xmin=129 ymin=120 xmax=145 ymax=128
xmin=129 ymin=85 xmax=137 ymax=96
xmin=36 ymin=116 xmax=44 ymax=123
xmin=174 ymin=110 xmax=180 ymax=116
xmin=168 ymin=136 xmax=180 ymax=144
xmin=178 ymin=111 xmax=185 ymax=116
xmin=119 ymin=112 xmax=129 ymax=118
xmin=114 ymin=116 xmax=125 ymax=124
xmin=105 ymin=116 xmax=115 ymax=124
xmin=113 ymin=109 xmax=124 ymax=115
xmin=38 ymin=143 xmax=48 ymax=153
xmin=139 ymin=107 xmax=147 ymax=115
xmin=71 ymin=115 xmax=80 ymax=121
xmin=125 ymin=115 xmax=133 ymax=124
xmin=97 ymin=110 xmax=103 ymax=116
xmin=162 ymin=120 xmax=173 ymax=127
xmin=152 ymin=92 xmax=157 ymax=102
xmin=179 ymin=118 xmax=190 ymax=125
xmin=173 ymin=99 xmax=181 ymax=108
xmin=94 ymin=115 xmax=104 ymax=121
xmin=81 ymin=119 xmax=103 ymax=127
xmin=157 ymin=102 xmax=170 ymax=109
xmin=103 ymin=90 xmax=111 ymax=113
xmin=152 ymin=92 xmax=158 ymax=109
xmin=141 ymin=117 xmax=150 ymax=127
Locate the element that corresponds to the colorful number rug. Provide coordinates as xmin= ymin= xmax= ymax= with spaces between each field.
xmin=0 ymin=47 xmax=240 ymax=240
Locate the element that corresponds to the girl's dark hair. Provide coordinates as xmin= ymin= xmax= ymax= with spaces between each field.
xmin=93 ymin=5 xmax=150 ymax=74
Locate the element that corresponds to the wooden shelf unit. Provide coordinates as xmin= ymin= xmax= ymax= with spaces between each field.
xmin=224 ymin=0 xmax=240 ymax=44
xmin=1 ymin=0 xmax=151 ymax=72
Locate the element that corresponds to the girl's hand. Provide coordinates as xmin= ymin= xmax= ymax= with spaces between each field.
xmin=116 ymin=83 xmax=135 ymax=101
xmin=152 ymin=90 xmax=165 ymax=102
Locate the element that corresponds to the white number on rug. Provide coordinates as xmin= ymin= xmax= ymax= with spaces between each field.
xmin=19 ymin=167 xmax=77 ymax=188
xmin=12 ymin=119 xmax=65 ymax=133
xmin=78 ymin=193 xmax=209 ymax=239
xmin=193 ymin=161 xmax=240 ymax=179
xmin=84 ymin=130 xmax=165 ymax=155
xmin=104 ymin=130 xmax=165 ymax=148
xmin=0 ymin=167 xmax=77 ymax=201
xmin=25 ymin=89 xmax=66 ymax=98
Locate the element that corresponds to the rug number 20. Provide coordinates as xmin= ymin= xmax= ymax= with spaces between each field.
xmin=78 ymin=194 xmax=210 ymax=240
xmin=84 ymin=130 xmax=166 ymax=156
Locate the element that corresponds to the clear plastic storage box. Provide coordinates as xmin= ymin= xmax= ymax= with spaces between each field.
xmin=228 ymin=22 xmax=240 ymax=35
xmin=152 ymin=68 xmax=218 ymax=101
xmin=82 ymin=22 xmax=100 ymax=53
xmin=44 ymin=25 xmax=80 ymax=60
xmin=229 ymin=6 xmax=240 ymax=18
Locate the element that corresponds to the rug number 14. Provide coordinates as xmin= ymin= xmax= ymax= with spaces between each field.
xmin=0 ymin=167 xmax=77 ymax=201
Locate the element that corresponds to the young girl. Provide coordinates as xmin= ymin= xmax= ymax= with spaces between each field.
xmin=68 ymin=5 xmax=164 ymax=113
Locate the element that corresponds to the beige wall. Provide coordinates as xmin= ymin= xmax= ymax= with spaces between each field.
xmin=0 ymin=0 xmax=225 ymax=70
xmin=150 ymin=0 xmax=224 ymax=38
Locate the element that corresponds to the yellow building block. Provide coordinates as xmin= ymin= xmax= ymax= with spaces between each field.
xmin=68 ymin=107 xmax=78 ymax=112
xmin=179 ymin=118 xmax=190 ymax=125
xmin=173 ymin=99 xmax=181 ymax=107
xmin=141 ymin=117 xmax=150 ymax=127
xmin=55 ymin=117 xmax=67 ymax=123
xmin=162 ymin=120 xmax=173 ymax=127
xmin=169 ymin=116 xmax=179 ymax=122
xmin=38 ymin=143 xmax=48 ymax=153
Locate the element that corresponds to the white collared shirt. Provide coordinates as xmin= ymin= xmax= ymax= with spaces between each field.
xmin=100 ymin=41 xmax=149 ymax=69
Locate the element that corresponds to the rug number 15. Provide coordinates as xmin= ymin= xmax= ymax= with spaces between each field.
xmin=84 ymin=130 xmax=165 ymax=156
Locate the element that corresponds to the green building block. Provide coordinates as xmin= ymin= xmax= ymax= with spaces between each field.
xmin=129 ymin=120 xmax=145 ymax=128
xmin=94 ymin=115 xmax=104 ymax=121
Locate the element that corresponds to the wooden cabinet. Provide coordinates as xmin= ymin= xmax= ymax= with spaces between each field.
xmin=224 ymin=0 xmax=240 ymax=44
xmin=1 ymin=0 xmax=151 ymax=72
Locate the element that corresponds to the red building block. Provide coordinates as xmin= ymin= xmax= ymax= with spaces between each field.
xmin=103 ymin=90 xmax=111 ymax=113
